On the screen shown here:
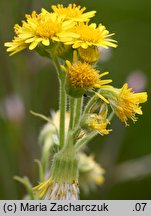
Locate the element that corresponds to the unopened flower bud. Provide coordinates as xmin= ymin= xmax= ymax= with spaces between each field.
xmin=78 ymin=46 xmax=100 ymax=63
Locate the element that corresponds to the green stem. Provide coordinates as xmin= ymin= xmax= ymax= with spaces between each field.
xmin=69 ymin=97 xmax=75 ymax=130
xmin=50 ymin=54 xmax=62 ymax=78
xmin=51 ymin=55 xmax=66 ymax=149
xmin=59 ymin=77 xmax=66 ymax=149
xmin=74 ymin=131 xmax=98 ymax=152
xmin=74 ymin=97 xmax=83 ymax=127
xmin=83 ymin=95 xmax=97 ymax=114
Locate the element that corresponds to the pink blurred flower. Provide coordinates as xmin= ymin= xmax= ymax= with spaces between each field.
xmin=126 ymin=71 xmax=147 ymax=92
xmin=2 ymin=94 xmax=25 ymax=123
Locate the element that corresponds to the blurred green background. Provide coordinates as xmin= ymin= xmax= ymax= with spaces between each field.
xmin=0 ymin=0 xmax=151 ymax=199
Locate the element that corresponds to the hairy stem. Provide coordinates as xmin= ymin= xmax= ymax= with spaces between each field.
xmin=74 ymin=97 xmax=83 ymax=127
xmin=59 ymin=77 xmax=66 ymax=149
xmin=83 ymin=95 xmax=97 ymax=114
xmin=51 ymin=54 xmax=62 ymax=78
xmin=69 ymin=97 xmax=75 ymax=130
xmin=52 ymin=56 xmax=66 ymax=149
xmin=74 ymin=131 xmax=98 ymax=152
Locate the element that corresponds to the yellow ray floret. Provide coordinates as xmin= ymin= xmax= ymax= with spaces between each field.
xmin=51 ymin=4 xmax=96 ymax=22
xmin=4 ymin=9 xmax=77 ymax=55
xmin=33 ymin=178 xmax=52 ymax=199
xmin=4 ymin=37 xmax=27 ymax=56
xmin=108 ymin=83 xmax=148 ymax=125
xmin=33 ymin=178 xmax=79 ymax=200
xmin=61 ymin=22 xmax=117 ymax=49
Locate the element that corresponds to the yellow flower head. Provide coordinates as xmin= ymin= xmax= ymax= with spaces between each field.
xmin=81 ymin=103 xmax=111 ymax=135
xmin=62 ymin=51 xmax=112 ymax=100
xmin=108 ymin=83 xmax=148 ymax=125
xmin=88 ymin=113 xmax=111 ymax=135
xmin=5 ymin=9 xmax=77 ymax=55
xmin=51 ymin=4 xmax=96 ymax=22
xmin=62 ymin=22 xmax=117 ymax=49
xmin=33 ymin=178 xmax=79 ymax=200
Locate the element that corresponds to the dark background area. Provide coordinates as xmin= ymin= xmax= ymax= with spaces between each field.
xmin=0 ymin=0 xmax=151 ymax=199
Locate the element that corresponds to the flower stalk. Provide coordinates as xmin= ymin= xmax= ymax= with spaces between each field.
xmin=75 ymin=131 xmax=98 ymax=152
xmin=74 ymin=97 xmax=83 ymax=127
xmin=69 ymin=97 xmax=75 ymax=130
xmin=59 ymin=76 xmax=66 ymax=149
xmin=51 ymin=55 xmax=67 ymax=149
